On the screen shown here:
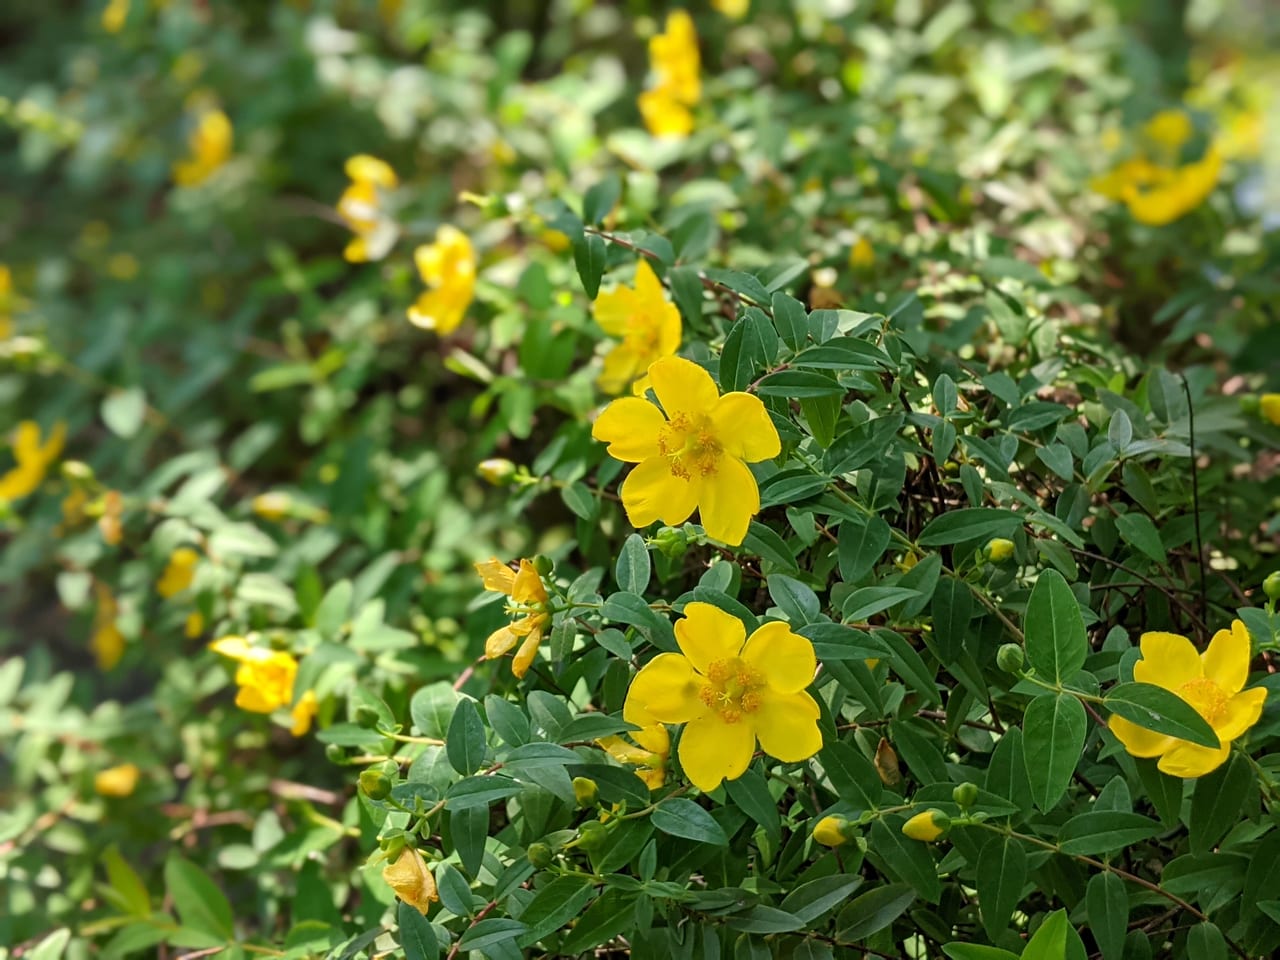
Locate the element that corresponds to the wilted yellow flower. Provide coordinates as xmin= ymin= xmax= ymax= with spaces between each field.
xmin=592 ymin=356 xmax=780 ymax=546
xmin=1259 ymin=393 xmax=1280 ymax=426
xmin=711 ymin=0 xmax=749 ymax=18
xmin=597 ymin=700 xmax=670 ymax=790
xmin=91 ymin=584 xmax=126 ymax=670
xmin=475 ymin=558 xmax=549 ymax=678
xmin=209 ymin=635 xmax=299 ymax=714
xmin=95 ymin=763 xmax=140 ymax=797
xmin=848 ymin=236 xmax=875 ymax=270
xmin=408 ymin=225 xmax=475 ymax=334
xmin=640 ymin=11 xmax=701 ymax=139
xmin=1108 ymin=620 xmax=1266 ymax=778
xmin=172 ymin=109 xmax=232 ymax=187
xmin=624 ymin=602 xmax=821 ymax=792
xmin=290 ymin=689 xmax=318 ymax=736
xmin=337 ymin=155 xmax=399 ymax=262
xmin=902 ymin=810 xmax=947 ymax=842
xmin=813 ymin=816 xmax=849 ymax=847
xmin=0 ymin=420 xmax=67 ymax=502
xmin=157 ymin=546 xmax=199 ymax=598
xmin=101 ymin=0 xmax=129 ymax=33
xmin=382 ymin=847 xmax=437 ymax=914
xmin=593 ymin=259 xmax=682 ymax=395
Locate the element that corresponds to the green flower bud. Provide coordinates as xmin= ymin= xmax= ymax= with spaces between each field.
xmin=952 ymin=782 xmax=979 ymax=809
xmin=476 ymin=459 xmax=517 ymax=486
xmin=1264 ymin=571 xmax=1280 ymax=602
xmin=572 ymin=777 xmax=598 ymax=807
xmin=324 ymin=743 xmax=347 ymax=765
xmin=577 ymin=820 xmax=608 ymax=850
xmin=61 ymin=460 xmax=95 ymax=483
xmin=652 ymin=525 xmax=688 ymax=559
xmin=532 ymin=555 xmax=554 ymax=576
xmin=996 ymin=643 xmax=1025 ymax=673
xmin=359 ymin=769 xmax=392 ymax=801
xmin=526 ymin=842 xmax=554 ymax=868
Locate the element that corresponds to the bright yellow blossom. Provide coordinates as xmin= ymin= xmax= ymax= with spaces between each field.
xmin=476 ymin=558 xmax=549 ymax=678
xmin=1259 ymin=393 xmax=1280 ymax=426
xmin=592 ymin=356 xmax=780 ymax=546
xmin=94 ymin=763 xmax=140 ymax=797
xmin=101 ymin=0 xmax=129 ymax=33
xmin=382 ymin=847 xmax=437 ymax=914
xmin=290 ymin=689 xmax=318 ymax=736
xmin=813 ymin=816 xmax=849 ymax=847
xmin=640 ymin=11 xmax=701 ymax=139
xmin=902 ymin=810 xmax=947 ymax=842
xmin=711 ymin=0 xmax=749 ymax=18
xmin=91 ymin=584 xmax=126 ymax=670
xmin=337 ymin=155 xmax=399 ymax=263
xmin=156 ymin=546 xmax=199 ymax=598
xmin=172 ymin=109 xmax=232 ymax=187
xmin=0 ymin=420 xmax=67 ymax=502
xmin=210 ymin=635 xmax=299 ymax=714
xmin=623 ymin=602 xmax=821 ymax=792
xmin=593 ymin=259 xmax=682 ymax=395
xmin=408 ymin=225 xmax=475 ymax=334
xmin=1108 ymin=621 xmax=1266 ymax=778
xmin=1091 ymin=111 xmax=1221 ymax=226
xmin=597 ymin=699 xmax=670 ymax=790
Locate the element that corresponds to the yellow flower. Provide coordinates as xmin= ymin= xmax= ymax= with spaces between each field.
xmin=638 ymin=92 xmax=695 ymax=139
xmin=848 ymin=236 xmax=875 ymax=270
xmin=184 ymin=611 xmax=205 ymax=638
xmin=172 ymin=109 xmax=232 ymax=187
xmin=157 ymin=546 xmax=199 ymax=598
xmin=902 ymin=810 xmax=947 ymax=842
xmin=382 ymin=847 xmax=437 ymax=914
xmin=408 ymin=225 xmax=475 ymax=334
xmin=101 ymin=0 xmax=129 ymax=33
xmin=1108 ymin=621 xmax=1266 ymax=778
xmin=337 ymin=155 xmax=399 ymax=262
xmin=210 ymin=635 xmax=299 ymax=714
xmin=1142 ymin=109 xmax=1193 ymax=154
xmin=593 ymin=259 xmax=682 ymax=395
xmin=640 ymin=11 xmax=701 ymax=139
xmin=813 ymin=816 xmax=849 ymax=847
xmin=91 ymin=584 xmax=125 ymax=671
xmin=711 ymin=0 xmax=749 ymax=18
xmin=1123 ymin=147 xmax=1221 ymax=226
xmin=1259 ymin=393 xmax=1280 ymax=426
xmin=475 ymin=558 xmax=549 ymax=678
xmin=95 ymin=763 xmax=140 ymax=797
xmin=98 ymin=490 xmax=124 ymax=545
xmin=0 ymin=420 xmax=67 ymax=502
xmin=597 ymin=700 xmax=670 ymax=790
xmin=623 ymin=602 xmax=821 ymax=792
xmin=290 ymin=689 xmax=318 ymax=737
xmin=591 ymin=356 xmax=780 ymax=546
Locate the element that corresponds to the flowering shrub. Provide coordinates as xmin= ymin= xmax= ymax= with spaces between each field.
xmin=2 ymin=3 xmax=1280 ymax=960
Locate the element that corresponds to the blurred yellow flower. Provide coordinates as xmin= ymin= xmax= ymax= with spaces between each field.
xmin=640 ymin=11 xmax=701 ymax=138
xmin=711 ymin=0 xmax=749 ymax=18
xmin=91 ymin=584 xmax=126 ymax=671
xmin=209 ymin=635 xmax=299 ymax=714
xmin=290 ymin=689 xmax=318 ymax=736
xmin=813 ymin=816 xmax=849 ymax=847
xmin=902 ymin=810 xmax=947 ymax=842
xmin=95 ymin=763 xmax=140 ymax=797
xmin=623 ymin=602 xmax=821 ymax=792
xmin=848 ymin=236 xmax=875 ymax=270
xmin=337 ymin=155 xmax=399 ymax=262
xmin=592 ymin=356 xmax=779 ymax=546
xmin=157 ymin=546 xmax=199 ymax=598
xmin=98 ymin=490 xmax=124 ymax=545
xmin=476 ymin=558 xmax=549 ymax=678
xmin=172 ymin=109 xmax=232 ymax=187
xmin=597 ymin=700 xmax=670 ymax=790
xmin=0 ymin=264 xmax=13 ymax=338
xmin=593 ymin=259 xmax=682 ymax=395
xmin=184 ymin=610 xmax=205 ymax=638
xmin=1108 ymin=620 xmax=1266 ymax=778
xmin=252 ymin=491 xmax=291 ymax=521
xmin=1261 ymin=393 xmax=1280 ymax=426
xmin=382 ymin=847 xmax=437 ymax=914
xmin=1142 ymin=109 xmax=1193 ymax=153
xmin=0 ymin=420 xmax=67 ymax=502
xmin=1092 ymin=111 xmax=1221 ymax=226
xmin=408 ymin=225 xmax=475 ymax=334
xmin=101 ymin=0 xmax=129 ymax=33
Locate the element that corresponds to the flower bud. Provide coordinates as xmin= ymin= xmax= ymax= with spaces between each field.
xmin=984 ymin=538 xmax=1015 ymax=563
xmin=382 ymin=847 xmax=438 ymax=914
xmin=1258 ymin=393 xmax=1280 ymax=427
xmin=476 ymin=458 xmax=517 ymax=486
xmin=952 ymin=782 xmax=979 ymax=809
xmin=324 ymin=743 xmax=347 ymax=764
xmin=1264 ymin=571 xmax=1280 ymax=602
xmin=252 ymin=492 xmax=291 ymax=522
xmin=996 ymin=643 xmax=1025 ymax=673
xmin=577 ymin=820 xmax=608 ymax=850
xmin=61 ymin=460 xmax=95 ymax=483
xmin=902 ymin=810 xmax=949 ymax=842
xmin=572 ymin=777 xmax=598 ymax=807
xmin=359 ymin=769 xmax=392 ymax=801
xmin=532 ymin=554 xmax=554 ymax=576
xmin=813 ymin=816 xmax=850 ymax=847
xmin=526 ymin=842 xmax=554 ymax=868
xmin=94 ymin=763 xmax=140 ymax=798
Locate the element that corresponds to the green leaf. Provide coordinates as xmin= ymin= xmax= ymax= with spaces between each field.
xmin=101 ymin=386 xmax=147 ymax=438
xmin=1187 ymin=923 xmax=1227 ymax=960
xmin=556 ymin=891 xmax=637 ymax=954
xmin=869 ymin=817 xmax=941 ymax=903
xmin=517 ymin=876 xmax=597 ymax=946
xmin=917 ymin=508 xmax=1022 ymax=547
xmin=976 ymin=836 xmax=1025 ymax=941
xmin=561 ymin=481 xmax=596 ymax=520
xmin=1115 ymin=512 xmax=1167 ymax=564
xmin=1085 ymin=871 xmax=1127 ymax=960
xmin=771 ymin=291 xmax=808 ymax=351
xmin=615 ymin=534 xmax=651 ymax=593
xmin=719 ymin=315 xmax=764 ymax=393
xmin=942 ymin=946 xmax=1020 ymax=960
xmin=314 ymin=578 xmax=353 ymax=635
xmin=25 ymin=930 xmax=71 ymax=960
xmin=450 ymin=804 xmax=489 ymax=876
xmin=446 ymin=699 xmax=486 ymax=776
xmin=433 ymin=863 xmax=474 ymax=917
xmin=457 ymin=918 xmax=528 ymax=952
xmin=1024 ymin=569 xmax=1087 ymax=683
xmin=651 ymin=798 xmax=729 ymax=845
xmin=842 ymin=586 xmax=922 ymax=622
xmin=726 ymin=906 xmax=805 ymax=934
xmin=164 ymin=854 xmax=234 ymax=941
xmin=582 ymin=176 xmax=620 ymax=225
xmin=755 ymin=369 xmax=847 ymax=398
xmin=1059 ymin=811 xmax=1160 ymax=855
xmin=102 ymin=846 xmax=150 ymax=918
xmin=834 ymin=883 xmax=915 ymax=941
xmin=985 ymin=726 xmax=1034 ymax=815
xmin=1104 ymin=682 xmax=1218 ymax=748
xmin=780 ymin=875 xmax=862 ymax=924
xmin=1022 ymin=909 xmax=1068 ymax=960
xmin=838 ymin=514 xmax=891 ymax=583
xmin=573 ymin=233 xmax=607 ymax=299
xmin=1022 ymin=694 xmax=1086 ymax=812
xmin=398 ymin=901 xmax=439 ymax=960
xmin=724 ymin=768 xmax=782 ymax=842
xmin=1189 ymin=753 xmax=1252 ymax=854
xmin=758 ymin=469 xmax=830 ymax=508
xmin=766 ymin=574 xmax=820 ymax=626
xmin=819 ymin=741 xmax=881 ymax=809
xmin=931 ymin=577 xmax=972 ymax=662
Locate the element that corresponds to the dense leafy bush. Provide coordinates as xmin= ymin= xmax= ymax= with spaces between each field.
xmin=3 ymin=3 xmax=1280 ymax=960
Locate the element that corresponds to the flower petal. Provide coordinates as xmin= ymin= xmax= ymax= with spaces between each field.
xmin=485 ymin=625 xmax=520 ymax=659
xmin=698 ymin=455 xmax=759 ymax=546
xmin=1157 ymin=740 xmax=1230 ymax=779
xmin=678 ymin=714 xmax=755 ymax=792
xmin=1107 ymin=715 xmax=1175 ymax=758
xmin=632 ymin=723 xmax=670 ymax=756
xmin=1203 ymin=620 xmax=1252 ymax=695
xmin=592 ymin=398 xmax=666 ymax=463
xmin=627 ymin=653 xmax=706 ymax=723
xmin=649 ymin=356 xmax=719 ymax=419
xmin=210 ymin=635 xmax=252 ymax=662
xmin=634 ymin=258 xmax=665 ymax=304
xmin=1215 ymin=686 xmax=1267 ymax=741
xmin=593 ymin=286 xmax=637 ymax=336
xmin=1133 ymin=631 xmax=1202 ymax=691
xmin=512 ymin=627 xmax=542 ymax=678
xmin=742 ymin=621 xmax=816 ymax=694
xmin=475 ymin=558 xmax=516 ymax=595
xmin=675 ymin=602 xmax=747 ymax=672
xmin=620 ymin=456 xmax=699 ymax=529
xmin=597 ymin=344 xmax=646 ymax=396
xmin=511 ymin=559 xmax=547 ymax=604
xmin=752 ymin=690 xmax=823 ymax=763
xmin=710 ymin=393 xmax=781 ymax=462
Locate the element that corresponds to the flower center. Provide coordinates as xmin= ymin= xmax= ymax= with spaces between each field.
xmin=658 ymin=413 xmax=722 ymax=481
xmin=698 ymin=657 xmax=765 ymax=724
xmin=1177 ymin=677 xmax=1229 ymax=725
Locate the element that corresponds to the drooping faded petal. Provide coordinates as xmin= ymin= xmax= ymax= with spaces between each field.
xmin=1202 ymin=619 xmax=1252 ymax=695
xmin=512 ymin=626 xmax=543 ymax=678
xmin=1214 ymin=686 xmax=1267 ymax=742
xmin=1133 ymin=631 xmax=1202 ymax=691
xmin=752 ymin=690 xmax=823 ymax=763
xmin=1157 ymin=740 xmax=1230 ymax=779
xmin=742 ymin=621 xmax=816 ymax=694
xmin=678 ymin=713 xmax=755 ymax=791
xmin=698 ymin=455 xmax=759 ymax=546
xmin=1107 ymin=715 xmax=1175 ymax=758
xmin=649 ymin=355 xmax=719 ymax=418
xmin=710 ymin=393 xmax=781 ymax=462
xmin=592 ymin=398 xmax=666 ymax=463
xmin=674 ymin=601 xmax=747 ymax=672
xmin=620 ymin=456 xmax=698 ymax=529
xmin=626 ymin=652 xmax=706 ymax=723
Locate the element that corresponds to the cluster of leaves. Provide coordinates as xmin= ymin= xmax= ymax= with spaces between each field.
xmin=2 ymin=3 xmax=1279 ymax=960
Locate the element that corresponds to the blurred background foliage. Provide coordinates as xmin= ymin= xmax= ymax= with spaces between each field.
xmin=1 ymin=0 xmax=1278 ymax=957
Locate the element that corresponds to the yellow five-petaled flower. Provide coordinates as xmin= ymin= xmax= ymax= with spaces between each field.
xmin=593 ymin=259 xmax=682 ymax=396
xmin=337 ymin=155 xmax=399 ymax=263
xmin=408 ymin=225 xmax=476 ymax=335
xmin=1108 ymin=620 xmax=1267 ymax=778
xmin=209 ymin=636 xmax=316 ymax=736
xmin=592 ymin=355 xmax=780 ymax=546
xmin=623 ymin=602 xmax=822 ymax=792
xmin=475 ymin=558 xmax=550 ymax=678
xmin=639 ymin=10 xmax=701 ymax=138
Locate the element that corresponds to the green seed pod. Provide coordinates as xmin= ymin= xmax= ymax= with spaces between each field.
xmin=526 ymin=842 xmax=554 ymax=868
xmin=996 ymin=643 xmax=1025 ymax=673
xmin=952 ymin=782 xmax=979 ymax=809
xmin=324 ymin=743 xmax=346 ymax=765
xmin=532 ymin=555 xmax=554 ymax=576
